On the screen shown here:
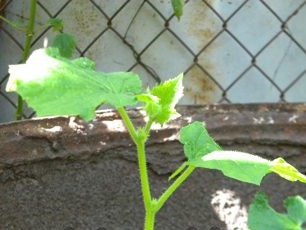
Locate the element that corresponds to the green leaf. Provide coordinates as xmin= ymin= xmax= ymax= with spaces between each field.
xmin=191 ymin=151 xmax=271 ymax=185
xmin=52 ymin=33 xmax=76 ymax=58
xmin=48 ymin=18 xmax=64 ymax=32
xmin=190 ymin=150 xmax=306 ymax=185
xmin=171 ymin=0 xmax=184 ymax=20
xmin=285 ymin=196 xmax=306 ymax=225
xmin=179 ymin=121 xmax=221 ymax=161
xmin=248 ymin=192 xmax=306 ymax=230
xmin=6 ymin=48 xmax=142 ymax=121
xmin=270 ymin=158 xmax=306 ymax=183
xmin=179 ymin=121 xmax=306 ymax=185
xmin=136 ymin=93 xmax=159 ymax=104
xmin=139 ymin=73 xmax=183 ymax=125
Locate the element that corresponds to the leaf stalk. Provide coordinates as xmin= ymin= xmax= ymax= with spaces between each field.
xmin=16 ymin=0 xmax=37 ymax=120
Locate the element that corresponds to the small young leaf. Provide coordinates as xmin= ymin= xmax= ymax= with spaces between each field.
xmin=179 ymin=121 xmax=221 ymax=161
xmin=6 ymin=48 xmax=142 ymax=121
xmin=171 ymin=0 xmax=184 ymax=20
xmin=48 ymin=18 xmax=64 ymax=32
xmin=136 ymin=93 xmax=159 ymax=104
xmin=140 ymin=73 xmax=183 ymax=125
xmin=248 ymin=192 xmax=306 ymax=230
xmin=52 ymin=33 xmax=76 ymax=58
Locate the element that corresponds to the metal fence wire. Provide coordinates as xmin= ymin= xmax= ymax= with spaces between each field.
xmin=1 ymin=0 xmax=306 ymax=122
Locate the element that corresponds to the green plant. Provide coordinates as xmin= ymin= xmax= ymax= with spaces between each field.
xmin=5 ymin=47 xmax=306 ymax=229
xmin=248 ymin=192 xmax=306 ymax=230
xmin=171 ymin=0 xmax=184 ymax=20
xmin=0 ymin=1 xmax=75 ymax=120
xmin=0 ymin=0 xmax=181 ymax=120
xmin=0 ymin=0 xmax=38 ymax=120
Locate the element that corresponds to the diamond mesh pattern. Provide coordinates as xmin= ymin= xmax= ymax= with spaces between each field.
xmin=1 ymin=0 xmax=306 ymax=122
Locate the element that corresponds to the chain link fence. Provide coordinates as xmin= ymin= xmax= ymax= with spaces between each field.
xmin=1 ymin=0 xmax=306 ymax=122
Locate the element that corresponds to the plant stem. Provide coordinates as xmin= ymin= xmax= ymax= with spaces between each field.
xmin=118 ymin=108 xmax=154 ymax=229
xmin=16 ymin=0 xmax=37 ymax=120
xmin=155 ymin=164 xmax=195 ymax=212
xmin=118 ymin=108 xmax=194 ymax=229
xmin=144 ymin=118 xmax=154 ymax=135
xmin=0 ymin=15 xmax=27 ymax=32
xmin=117 ymin=107 xmax=138 ymax=143
xmin=139 ymin=137 xmax=156 ymax=230
xmin=137 ymin=139 xmax=152 ymax=210
xmin=145 ymin=208 xmax=156 ymax=230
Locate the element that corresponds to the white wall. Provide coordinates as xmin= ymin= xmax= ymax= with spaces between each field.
xmin=1 ymin=0 xmax=306 ymax=122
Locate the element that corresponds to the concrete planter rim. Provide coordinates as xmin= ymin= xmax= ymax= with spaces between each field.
xmin=1 ymin=103 xmax=306 ymax=229
xmin=1 ymin=103 xmax=306 ymax=173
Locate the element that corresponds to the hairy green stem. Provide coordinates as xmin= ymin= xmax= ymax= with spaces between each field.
xmin=117 ymin=107 xmax=138 ymax=143
xmin=16 ymin=0 xmax=37 ymax=120
xmin=137 ymin=139 xmax=152 ymax=210
xmin=144 ymin=118 xmax=154 ymax=135
xmin=118 ymin=108 xmax=195 ymax=229
xmin=145 ymin=208 xmax=156 ymax=230
xmin=155 ymin=165 xmax=195 ymax=212
xmin=118 ymin=107 xmax=154 ymax=229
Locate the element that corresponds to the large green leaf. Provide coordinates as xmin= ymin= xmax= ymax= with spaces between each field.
xmin=179 ymin=122 xmax=306 ymax=185
xmin=248 ymin=192 xmax=306 ymax=230
xmin=6 ymin=48 xmax=142 ymax=121
xmin=137 ymin=73 xmax=183 ymax=125
xmin=190 ymin=150 xmax=306 ymax=185
xmin=179 ymin=121 xmax=221 ymax=161
xmin=191 ymin=151 xmax=272 ymax=185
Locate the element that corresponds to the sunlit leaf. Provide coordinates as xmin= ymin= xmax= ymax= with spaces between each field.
xmin=190 ymin=150 xmax=306 ymax=185
xmin=139 ymin=73 xmax=183 ymax=125
xmin=6 ymin=48 xmax=141 ymax=121
xmin=191 ymin=151 xmax=271 ymax=185
xmin=179 ymin=122 xmax=306 ymax=185
xmin=270 ymin=158 xmax=306 ymax=183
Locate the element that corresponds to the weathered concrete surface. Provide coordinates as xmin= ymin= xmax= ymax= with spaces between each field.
xmin=0 ymin=104 xmax=306 ymax=229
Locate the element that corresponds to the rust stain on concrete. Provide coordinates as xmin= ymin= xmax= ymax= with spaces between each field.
xmin=63 ymin=0 xmax=106 ymax=51
xmin=184 ymin=0 xmax=221 ymax=104
xmin=73 ymin=1 xmax=101 ymax=33
xmin=187 ymin=1 xmax=219 ymax=42
xmin=184 ymin=65 xmax=219 ymax=103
